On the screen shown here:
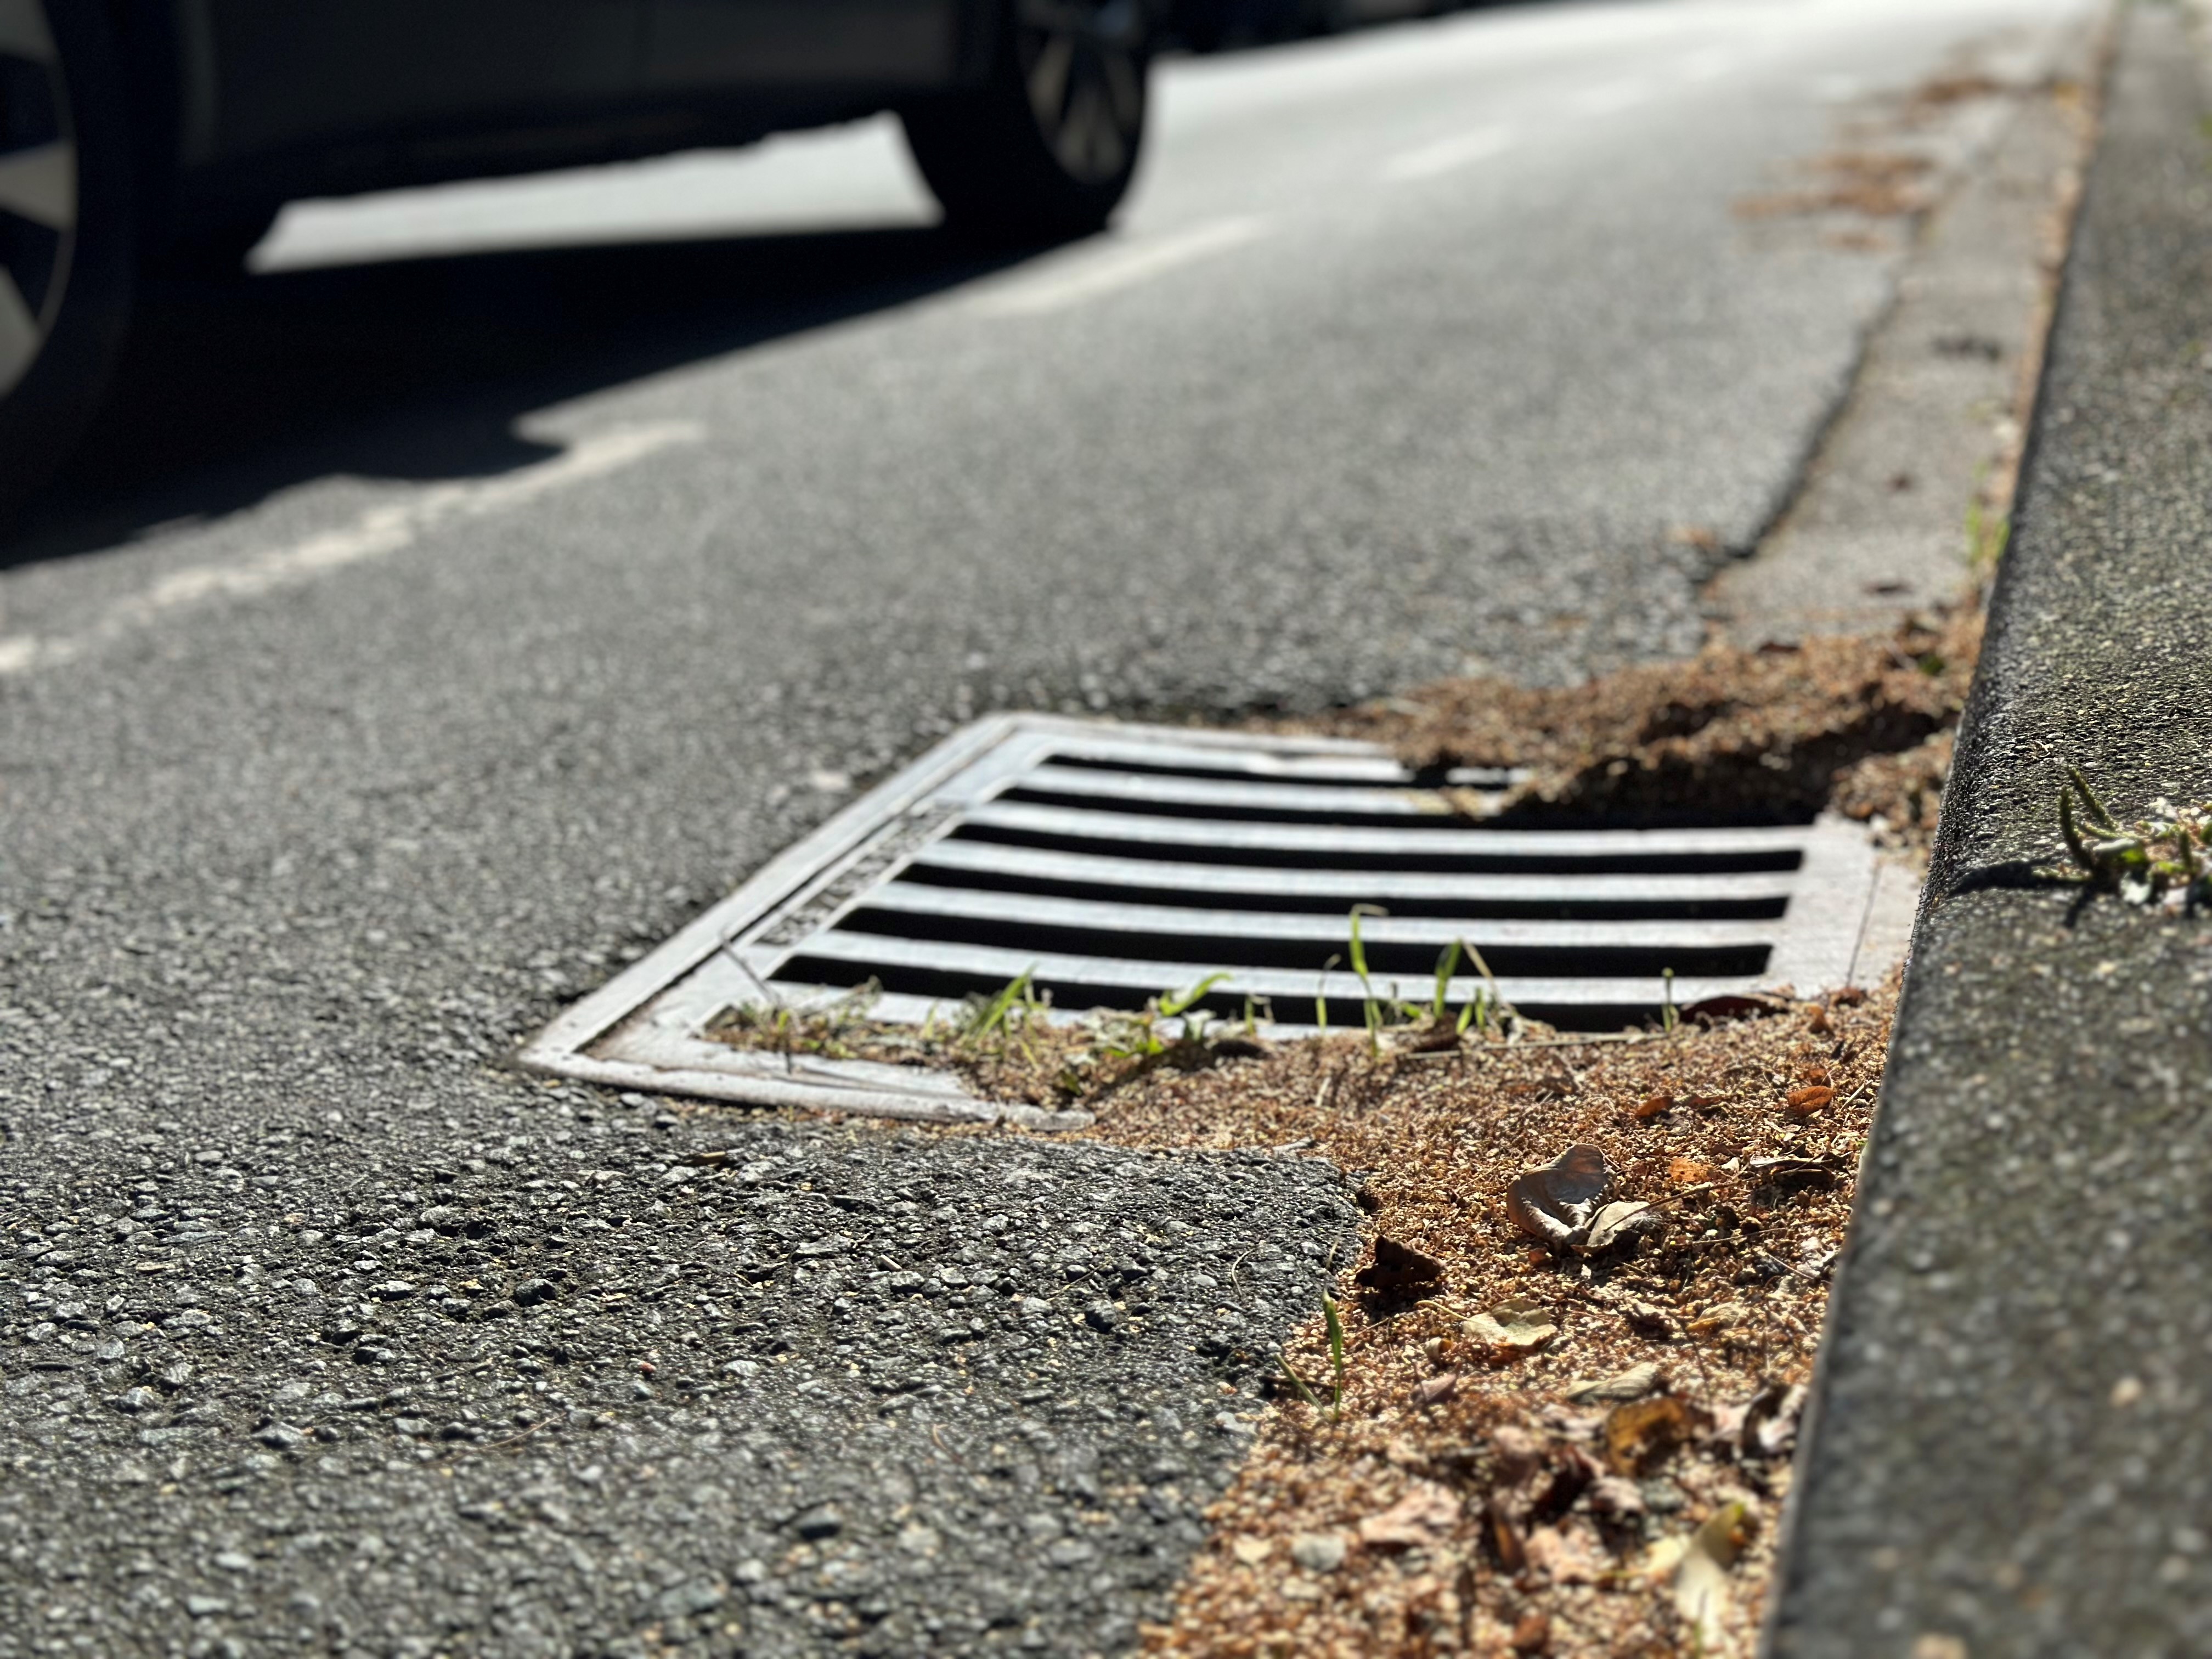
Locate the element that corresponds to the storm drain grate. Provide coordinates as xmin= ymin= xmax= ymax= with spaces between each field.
xmin=521 ymin=715 xmax=1913 ymax=1128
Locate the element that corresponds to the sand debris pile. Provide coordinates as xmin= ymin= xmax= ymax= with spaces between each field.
xmin=1315 ymin=608 xmax=1978 ymax=853
xmin=1115 ymin=987 xmax=1893 ymax=1658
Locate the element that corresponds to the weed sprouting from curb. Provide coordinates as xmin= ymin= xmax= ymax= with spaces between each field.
xmin=1321 ymin=1295 xmax=1347 ymax=1422
xmin=708 ymin=908 xmax=1563 ymax=1101
xmin=1102 ymin=973 xmax=1232 ymax=1062
xmin=1276 ymin=1351 xmax=1327 ymax=1415
xmin=1277 ymin=1298 xmax=1350 ymax=1426
xmin=961 ymin=968 xmax=1037 ymax=1044
xmin=1966 ymin=493 xmax=2011 ymax=579
xmin=1342 ymin=911 xmax=1520 ymax=1054
xmin=2057 ymin=765 xmax=2212 ymax=910
xmin=1276 ymin=1299 xmax=1350 ymax=1426
xmin=1347 ymin=905 xmax=1389 ymax=1058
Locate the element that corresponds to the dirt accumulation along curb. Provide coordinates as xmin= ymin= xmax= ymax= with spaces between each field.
xmin=1117 ymin=989 xmax=1895 ymax=1658
xmin=1312 ymin=606 xmax=1979 ymax=861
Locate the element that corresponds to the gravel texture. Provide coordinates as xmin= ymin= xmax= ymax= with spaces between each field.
xmin=1769 ymin=8 xmax=2212 ymax=1653
xmin=1 ymin=1113 xmax=1359 ymax=1657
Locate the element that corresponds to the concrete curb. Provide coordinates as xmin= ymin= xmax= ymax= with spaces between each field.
xmin=1768 ymin=6 xmax=2212 ymax=1654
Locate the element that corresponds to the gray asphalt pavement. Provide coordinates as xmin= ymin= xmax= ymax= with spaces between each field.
xmin=0 ymin=1 xmax=2098 ymax=1654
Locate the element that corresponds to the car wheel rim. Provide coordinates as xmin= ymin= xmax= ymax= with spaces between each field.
xmin=0 ymin=0 xmax=75 ymax=399
xmin=1015 ymin=0 xmax=1145 ymax=184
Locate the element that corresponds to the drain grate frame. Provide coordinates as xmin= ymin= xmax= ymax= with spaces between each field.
xmin=520 ymin=714 xmax=1914 ymax=1128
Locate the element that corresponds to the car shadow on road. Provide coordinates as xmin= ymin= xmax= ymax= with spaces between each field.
xmin=2 ymin=223 xmax=1041 ymax=569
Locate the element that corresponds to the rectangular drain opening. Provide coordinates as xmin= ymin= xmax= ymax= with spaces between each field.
xmin=521 ymin=715 xmax=1914 ymax=1127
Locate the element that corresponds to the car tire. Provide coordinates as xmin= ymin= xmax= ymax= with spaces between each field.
xmin=901 ymin=0 xmax=1150 ymax=242
xmin=0 ymin=0 xmax=133 ymax=529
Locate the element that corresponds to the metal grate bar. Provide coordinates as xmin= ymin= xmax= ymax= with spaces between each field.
xmin=997 ymin=763 xmax=1506 ymax=819
xmin=520 ymin=715 xmax=1914 ymax=1128
xmin=857 ymin=881 xmax=1779 ymax=953
xmin=1040 ymin=752 xmax=1517 ymax=789
xmin=959 ymin=801 xmax=1811 ymax=861
xmin=906 ymin=839 xmax=1798 ymax=910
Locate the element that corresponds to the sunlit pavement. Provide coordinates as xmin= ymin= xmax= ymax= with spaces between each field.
xmin=0 ymin=3 xmax=2098 ymax=1654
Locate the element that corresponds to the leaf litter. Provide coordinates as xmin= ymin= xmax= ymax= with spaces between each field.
xmin=1112 ymin=985 xmax=1894 ymax=1659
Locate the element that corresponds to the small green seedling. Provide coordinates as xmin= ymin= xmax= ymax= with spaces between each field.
xmin=1158 ymin=971 xmax=1228 ymax=1023
xmin=1347 ymin=904 xmax=1389 ymax=1056
xmin=1321 ymin=1295 xmax=1347 ymax=1421
xmin=708 ymin=979 xmax=882 ymax=1064
xmin=2057 ymin=765 xmax=2212 ymax=911
xmin=1456 ymin=989 xmax=1487 ymax=1038
xmin=1103 ymin=971 xmax=1232 ymax=1060
xmin=1662 ymin=967 xmax=1678 ymax=1035
xmin=1430 ymin=938 xmax=1462 ymax=1022
xmin=1461 ymin=939 xmax=1518 ymax=1039
xmin=1313 ymin=953 xmax=1339 ymax=1032
xmin=1966 ymin=497 xmax=2010 ymax=575
xmin=1277 ymin=1351 xmax=1327 ymax=1414
xmin=961 ymin=969 xmax=1036 ymax=1046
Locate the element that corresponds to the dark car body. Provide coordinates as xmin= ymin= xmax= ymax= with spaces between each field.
xmin=2 ymin=0 xmax=1157 ymax=518
xmin=119 ymin=1 xmax=1002 ymax=249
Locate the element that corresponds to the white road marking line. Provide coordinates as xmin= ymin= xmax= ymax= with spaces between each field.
xmin=1380 ymin=123 xmax=1516 ymax=183
xmin=1568 ymin=78 xmax=1652 ymax=117
xmin=972 ymin=216 xmax=1271 ymax=317
xmin=0 ymin=420 xmax=703 ymax=678
xmin=1673 ymin=48 xmax=1740 ymax=83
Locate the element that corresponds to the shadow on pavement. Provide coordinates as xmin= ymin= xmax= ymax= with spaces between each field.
xmin=3 ymin=224 xmax=1039 ymax=569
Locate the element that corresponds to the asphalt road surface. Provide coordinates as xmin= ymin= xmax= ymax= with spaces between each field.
xmin=0 ymin=1 xmax=2096 ymax=1655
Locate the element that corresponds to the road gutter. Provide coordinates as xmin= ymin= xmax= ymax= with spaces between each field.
xmin=1709 ymin=14 xmax=2105 ymax=647
xmin=1768 ymin=5 xmax=2212 ymax=1652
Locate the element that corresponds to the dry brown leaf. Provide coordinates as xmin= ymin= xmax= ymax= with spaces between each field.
xmin=1411 ymin=1373 xmax=1459 ymax=1408
xmin=1562 ymin=1361 xmax=1663 ymax=1404
xmin=1587 ymin=1475 xmax=1647 ymax=1519
xmin=1785 ymin=1084 xmax=1838 ymax=1116
xmin=1523 ymin=1522 xmax=1609 ymax=1586
xmin=1485 ymin=1504 xmax=1528 ymax=1572
xmin=1581 ymin=1199 xmax=1662 ymax=1252
xmin=1463 ymin=1296 xmax=1559 ymax=1358
xmin=1689 ymin=1301 xmax=1751 ymax=1335
xmin=1673 ymin=1500 xmax=1752 ymax=1648
xmin=1505 ymin=1145 xmax=1612 ymax=1242
xmin=1604 ymin=1396 xmax=1696 ymax=1475
xmin=1357 ymin=1483 xmax=1459 ymax=1550
xmin=1509 ymin=1610 xmax=1552 ymax=1654
xmin=1355 ymin=1235 xmax=1446 ymax=1296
